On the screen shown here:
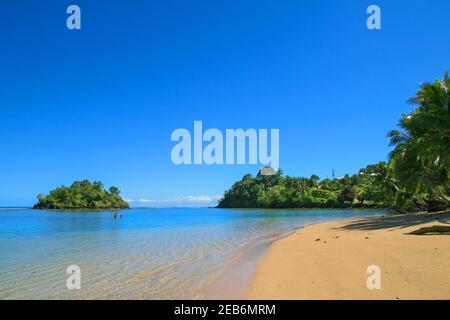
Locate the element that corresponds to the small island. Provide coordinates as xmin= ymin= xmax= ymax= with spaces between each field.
xmin=33 ymin=180 xmax=129 ymax=210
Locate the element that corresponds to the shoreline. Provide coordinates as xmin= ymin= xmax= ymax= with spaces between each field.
xmin=203 ymin=209 xmax=385 ymax=299
xmin=247 ymin=210 xmax=450 ymax=300
xmin=203 ymin=227 xmax=298 ymax=299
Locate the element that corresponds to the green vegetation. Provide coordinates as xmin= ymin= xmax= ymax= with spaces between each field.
xmin=33 ymin=180 xmax=129 ymax=210
xmin=218 ymin=71 xmax=450 ymax=212
xmin=217 ymin=163 xmax=390 ymax=209
xmin=387 ymin=71 xmax=449 ymax=212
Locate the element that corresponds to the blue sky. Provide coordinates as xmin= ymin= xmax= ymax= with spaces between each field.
xmin=1 ymin=1 xmax=449 ymax=207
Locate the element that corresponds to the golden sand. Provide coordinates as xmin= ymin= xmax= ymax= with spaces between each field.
xmin=248 ymin=211 xmax=450 ymax=300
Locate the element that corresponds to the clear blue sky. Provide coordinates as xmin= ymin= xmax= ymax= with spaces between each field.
xmin=1 ymin=1 xmax=449 ymax=207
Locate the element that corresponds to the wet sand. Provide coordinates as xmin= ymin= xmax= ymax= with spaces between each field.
xmin=248 ymin=211 xmax=450 ymax=300
xmin=205 ymin=230 xmax=294 ymax=299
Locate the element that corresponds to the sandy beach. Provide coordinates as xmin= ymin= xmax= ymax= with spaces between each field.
xmin=248 ymin=211 xmax=450 ymax=300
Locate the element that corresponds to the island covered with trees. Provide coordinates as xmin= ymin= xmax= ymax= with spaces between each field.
xmin=218 ymin=163 xmax=389 ymax=209
xmin=33 ymin=180 xmax=129 ymax=210
xmin=218 ymin=72 xmax=449 ymax=213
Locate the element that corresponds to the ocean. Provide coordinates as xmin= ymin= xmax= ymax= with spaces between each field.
xmin=0 ymin=207 xmax=384 ymax=299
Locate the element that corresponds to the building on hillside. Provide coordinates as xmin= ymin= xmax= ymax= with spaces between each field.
xmin=258 ymin=166 xmax=277 ymax=176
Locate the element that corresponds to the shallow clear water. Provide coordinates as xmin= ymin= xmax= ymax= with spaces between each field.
xmin=0 ymin=207 xmax=384 ymax=299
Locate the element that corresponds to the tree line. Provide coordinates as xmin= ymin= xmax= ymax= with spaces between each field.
xmin=218 ymin=71 xmax=449 ymax=213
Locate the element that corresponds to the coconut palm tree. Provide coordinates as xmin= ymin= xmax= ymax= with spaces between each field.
xmin=388 ymin=71 xmax=450 ymax=211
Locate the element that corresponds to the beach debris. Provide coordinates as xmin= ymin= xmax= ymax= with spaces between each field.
xmin=315 ymin=238 xmax=320 ymax=241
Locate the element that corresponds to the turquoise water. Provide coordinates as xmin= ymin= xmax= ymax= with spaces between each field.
xmin=0 ymin=208 xmax=384 ymax=299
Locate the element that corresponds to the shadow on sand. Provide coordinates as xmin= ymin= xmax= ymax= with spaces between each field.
xmin=335 ymin=210 xmax=450 ymax=233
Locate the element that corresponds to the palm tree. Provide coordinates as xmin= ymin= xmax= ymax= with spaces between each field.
xmin=388 ymin=71 xmax=450 ymax=211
